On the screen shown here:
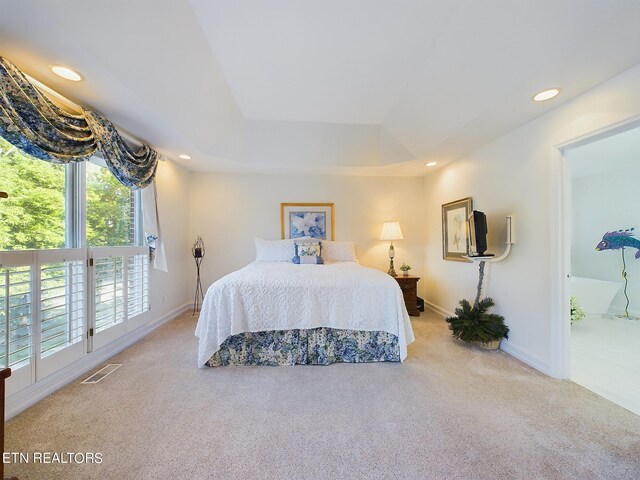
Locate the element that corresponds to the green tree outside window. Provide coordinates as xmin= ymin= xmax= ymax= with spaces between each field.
xmin=0 ymin=137 xmax=65 ymax=250
xmin=0 ymin=136 xmax=135 ymax=251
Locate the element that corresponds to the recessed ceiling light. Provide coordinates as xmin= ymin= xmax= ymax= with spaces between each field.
xmin=178 ymin=154 xmax=191 ymax=160
xmin=50 ymin=65 xmax=83 ymax=82
xmin=532 ymin=88 xmax=561 ymax=102
xmin=425 ymin=161 xmax=438 ymax=167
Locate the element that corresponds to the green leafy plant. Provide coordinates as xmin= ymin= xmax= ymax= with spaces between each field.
xmin=445 ymin=297 xmax=509 ymax=343
xmin=399 ymin=263 xmax=411 ymax=271
xmin=570 ymin=296 xmax=586 ymax=324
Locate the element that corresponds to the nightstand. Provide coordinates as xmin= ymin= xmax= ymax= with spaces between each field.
xmin=394 ymin=275 xmax=420 ymax=316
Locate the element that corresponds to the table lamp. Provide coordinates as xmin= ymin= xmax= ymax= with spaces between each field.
xmin=380 ymin=221 xmax=403 ymax=276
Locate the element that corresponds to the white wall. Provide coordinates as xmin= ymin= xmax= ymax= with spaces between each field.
xmin=571 ymin=168 xmax=639 ymax=316
xmin=176 ymin=64 xmax=640 ymax=379
xmin=189 ymin=173 xmax=426 ymax=296
xmin=422 ymin=64 xmax=640 ymax=376
xmin=149 ymin=158 xmax=191 ymax=318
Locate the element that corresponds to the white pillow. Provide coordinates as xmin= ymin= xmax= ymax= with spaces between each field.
xmin=255 ymin=237 xmax=310 ymax=262
xmin=322 ymin=240 xmax=358 ymax=262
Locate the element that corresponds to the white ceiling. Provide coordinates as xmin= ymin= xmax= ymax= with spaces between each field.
xmin=1 ymin=0 xmax=640 ymax=175
xmin=191 ymin=0 xmax=458 ymax=124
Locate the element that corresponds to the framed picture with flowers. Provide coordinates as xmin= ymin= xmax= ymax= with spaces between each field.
xmin=442 ymin=197 xmax=472 ymax=261
xmin=281 ymin=203 xmax=335 ymax=240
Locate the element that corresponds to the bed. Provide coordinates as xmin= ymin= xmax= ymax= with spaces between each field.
xmin=195 ymin=241 xmax=415 ymax=367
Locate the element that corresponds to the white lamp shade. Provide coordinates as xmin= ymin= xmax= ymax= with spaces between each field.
xmin=380 ymin=221 xmax=404 ymax=241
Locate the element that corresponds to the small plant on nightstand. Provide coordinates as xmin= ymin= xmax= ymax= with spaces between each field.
xmin=399 ymin=263 xmax=411 ymax=276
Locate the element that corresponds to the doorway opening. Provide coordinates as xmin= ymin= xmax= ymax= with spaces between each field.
xmin=562 ymin=120 xmax=640 ymax=415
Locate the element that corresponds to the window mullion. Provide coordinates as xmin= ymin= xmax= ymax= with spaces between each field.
xmin=75 ymin=162 xmax=87 ymax=248
xmin=64 ymin=164 xmax=73 ymax=249
xmin=134 ymin=190 xmax=143 ymax=246
xmin=65 ymin=162 xmax=85 ymax=249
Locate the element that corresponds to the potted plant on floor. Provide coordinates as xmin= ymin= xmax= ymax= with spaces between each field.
xmin=445 ymin=297 xmax=509 ymax=350
xmin=445 ymin=260 xmax=509 ymax=350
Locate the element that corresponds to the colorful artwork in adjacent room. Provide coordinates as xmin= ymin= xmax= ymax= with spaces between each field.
xmin=596 ymin=228 xmax=640 ymax=259
xmin=595 ymin=227 xmax=639 ymax=319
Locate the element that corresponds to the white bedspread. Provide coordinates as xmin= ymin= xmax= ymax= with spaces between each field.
xmin=195 ymin=262 xmax=415 ymax=367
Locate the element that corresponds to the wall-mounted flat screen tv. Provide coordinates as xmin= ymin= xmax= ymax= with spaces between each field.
xmin=468 ymin=210 xmax=492 ymax=256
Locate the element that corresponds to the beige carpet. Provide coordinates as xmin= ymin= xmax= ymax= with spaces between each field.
xmin=5 ymin=311 xmax=640 ymax=479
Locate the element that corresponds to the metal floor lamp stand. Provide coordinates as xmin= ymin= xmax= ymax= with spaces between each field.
xmin=192 ymin=236 xmax=205 ymax=315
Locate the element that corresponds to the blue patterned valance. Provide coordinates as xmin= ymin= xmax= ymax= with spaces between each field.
xmin=0 ymin=57 xmax=94 ymax=162
xmin=85 ymin=111 xmax=157 ymax=188
xmin=0 ymin=56 xmax=157 ymax=188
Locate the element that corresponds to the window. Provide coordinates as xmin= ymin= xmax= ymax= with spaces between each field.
xmin=0 ymin=136 xmax=150 ymax=394
xmin=86 ymin=160 xmax=139 ymax=247
xmin=94 ymin=256 xmax=124 ymax=333
xmin=0 ymin=266 xmax=32 ymax=369
xmin=39 ymin=259 xmax=85 ymax=358
xmin=0 ymin=137 xmax=66 ymax=251
xmin=0 ymin=137 xmax=142 ymax=249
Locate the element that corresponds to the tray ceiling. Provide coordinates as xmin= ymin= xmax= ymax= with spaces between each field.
xmin=1 ymin=0 xmax=639 ymax=175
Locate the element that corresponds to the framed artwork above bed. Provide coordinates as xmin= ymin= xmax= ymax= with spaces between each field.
xmin=281 ymin=203 xmax=335 ymax=240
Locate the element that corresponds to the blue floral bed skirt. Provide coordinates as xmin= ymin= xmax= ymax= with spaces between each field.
xmin=206 ymin=328 xmax=400 ymax=366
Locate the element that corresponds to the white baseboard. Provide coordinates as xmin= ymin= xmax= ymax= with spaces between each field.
xmin=424 ymin=300 xmax=552 ymax=376
xmin=6 ymin=302 xmax=190 ymax=420
xmin=424 ymin=300 xmax=453 ymax=318
xmin=499 ymin=340 xmax=552 ymax=376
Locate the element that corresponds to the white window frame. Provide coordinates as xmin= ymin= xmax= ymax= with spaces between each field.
xmin=0 ymin=151 xmax=149 ymax=398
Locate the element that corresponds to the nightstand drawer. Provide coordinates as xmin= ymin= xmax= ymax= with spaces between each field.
xmin=393 ymin=275 xmax=420 ymax=316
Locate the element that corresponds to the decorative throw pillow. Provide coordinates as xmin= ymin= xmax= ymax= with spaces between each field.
xmin=292 ymin=240 xmax=324 ymax=264
xmin=255 ymin=237 xmax=310 ymax=262
xmin=322 ymin=240 xmax=358 ymax=262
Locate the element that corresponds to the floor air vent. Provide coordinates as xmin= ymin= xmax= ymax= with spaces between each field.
xmin=81 ymin=364 xmax=122 ymax=384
